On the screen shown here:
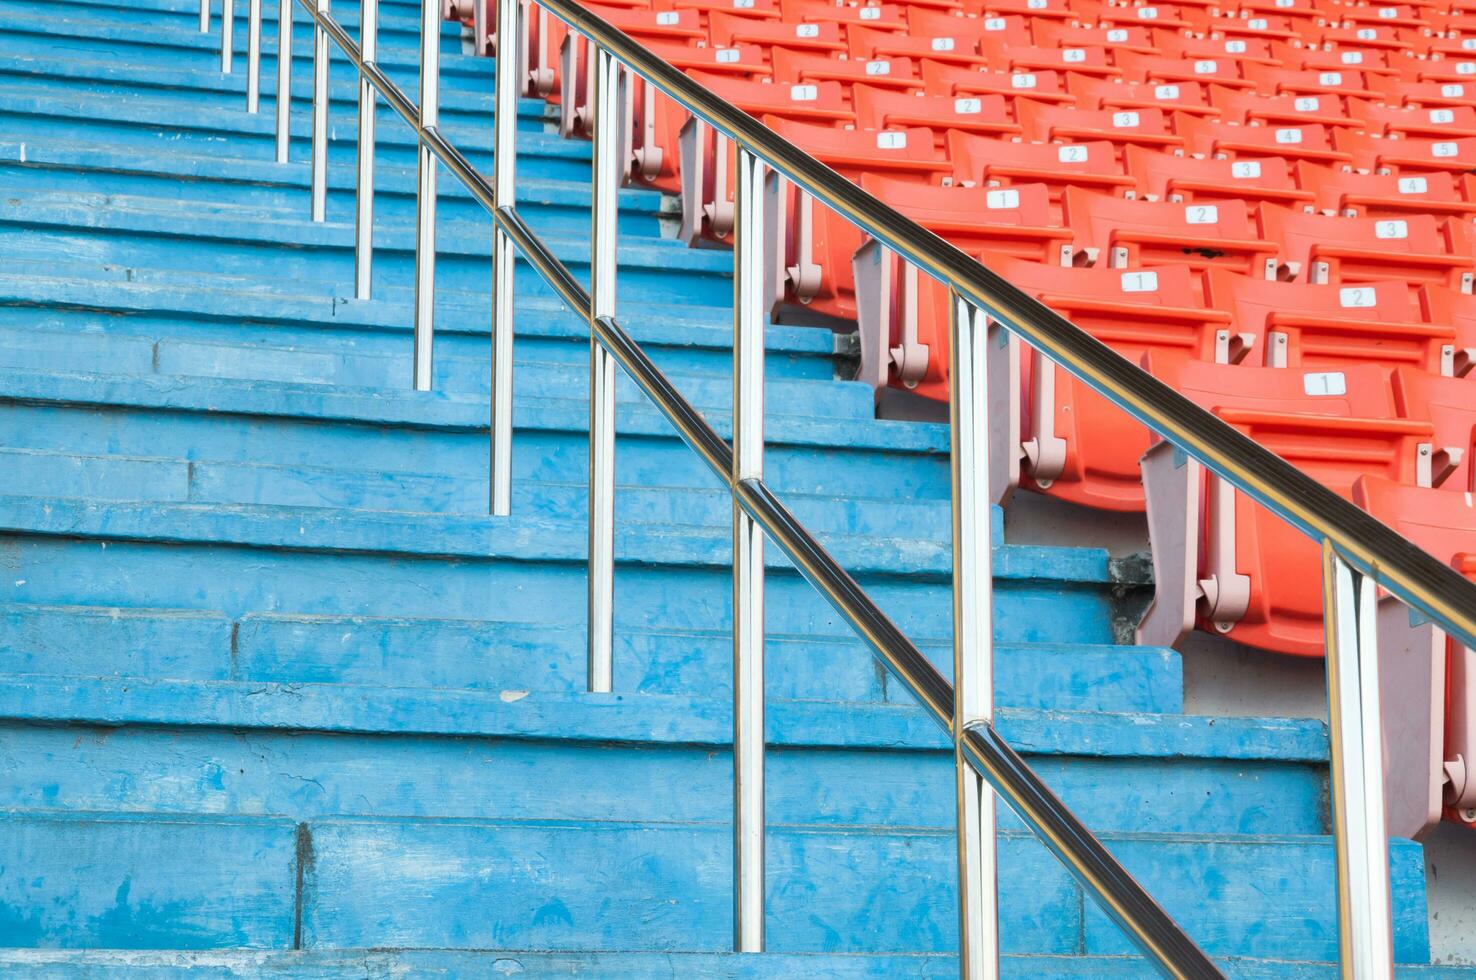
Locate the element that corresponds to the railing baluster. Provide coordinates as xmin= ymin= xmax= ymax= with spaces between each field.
xmin=354 ymin=0 xmax=378 ymax=299
xmin=1322 ymin=542 xmax=1395 ymax=977
xmin=200 ymin=0 xmax=210 ymax=33
xmin=949 ymin=292 xmax=1000 ymax=980
xmin=274 ymin=0 xmax=293 ymax=163
xmin=489 ymin=0 xmax=520 ymax=516
xmin=412 ymin=0 xmax=441 ymax=390
xmin=310 ymin=0 xmax=329 ymax=221
xmin=222 ymin=0 xmax=235 ymax=73
xmin=732 ymin=145 xmax=767 ymax=954
xmin=246 ymin=0 xmax=262 ymax=112
xmin=587 ymin=46 xmax=620 ymax=693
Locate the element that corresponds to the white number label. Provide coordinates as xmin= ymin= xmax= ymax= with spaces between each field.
xmin=1138 ymin=5 xmax=1159 ymax=17
xmin=789 ymin=84 xmax=818 ymax=102
xmin=715 ymin=47 xmax=741 ymax=63
xmin=1012 ymin=73 xmax=1038 ymax=88
xmin=656 ymin=11 xmax=679 ymax=24
xmin=1058 ymin=144 xmax=1088 ymax=162
xmin=1378 ymin=6 xmax=1398 ymax=17
xmin=954 ymin=97 xmax=982 ymax=114
xmin=864 ymin=59 xmax=891 ymax=75
xmin=1275 ymin=127 xmax=1304 ymax=143
xmin=1339 ymin=286 xmax=1377 ymax=308
xmin=1457 ymin=61 xmax=1476 ymax=74
xmin=1249 ymin=17 xmax=1268 ymax=28
xmin=1356 ymin=28 xmax=1377 ymax=40
xmin=931 ymin=36 xmax=956 ymax=50
xmin=1431 ymin=108 xmax=1456 ymax=123
xmin=795 ymin=23 xmax=820 ymax=37
xmin=1294 ymin=96 xmax=1320 ymax=111
xmin=1319 ymin=71 xmax=1344 ymax=84
xmin=1398 ymin=176 xmax=1428 ymax=193
xmin=733 ymin=0 xmax=754 ymax=8
xmin=986 ymin=189 xmax=1020 ymax=209
xmin=1027 ymin=0 xmax=1047 ymax=8
xmin=877 ymin=131 xmax=908 ymax=149
xmin=1442 ymin=83 xmax=1466 ymax=96
xmin=1341 ymin=51 xmax=1365 ymax=64
xmin=1375 ymin=219 xmax=1409 ymax=239
xmin=1151 ymin=85 xmax=1179 ymax=100
xmin=1186 ymin=204 xmax=1220 ymax=224
xmin=859 ymin=5 xmax=881 ymax=18
xmin=1120 ymin=270 xmax=1159 ymax=292
xmin=1231 ymin=161 xmax=1262 ymax=178
xmin=1062 ymin=48 xmax=1086 ymax=62
xmin=1433 ymin=140 xmax=1460 ymax=157
xmin=1107 ymin=28 xmax=1128 ymax=41
xmin=984 ymin=17 xmax=1007 ymax=30
xmin=1464 ymin=38 xmax=1476 ymax=50
xmin=1194 ymin=60 xmax=1219 ymax=74
xmin=1112 ymin=111 xmax=1141 ymax=127
xmin=1275 ymin=0 xmax=1293 ymax=7
xmin=1304 ymin=371 xmax=1348 ymax=396
xmin=1225 ymin=39 xmax=1247 ymax=53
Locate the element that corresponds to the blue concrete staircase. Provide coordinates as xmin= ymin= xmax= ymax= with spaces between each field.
xmin=0 ymin=0 xmax=1465 ymax=974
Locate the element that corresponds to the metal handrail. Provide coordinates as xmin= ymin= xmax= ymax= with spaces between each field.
xmin=543 ymin=0 xmax=1476 ymax=657
xmin=205 ymin=0 xmax=1476 ymax=973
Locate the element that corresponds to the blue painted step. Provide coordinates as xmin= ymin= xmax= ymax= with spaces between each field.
xmin=0 ymin=84 xmax=593 ymax=177
xmin=0 ymin=499 xmax=1117 ymax=645
xmin=0 ymin=370 xmax=949 ymax=501
xmin=1 ymin=949 xmax=1471 ymax=978
xmin=0 ymin=601 xmax=1181 ymax=710
xmin=0 ymin=269 xmax=839 ymax=382
xmin=0 ymin=325 xmax=872 ymax=418
xmin=0 ymin=679 xmax=1325 ymax=837
xmin=0 ymin=190 xmax=733 ymax=307
xmin=0 ymin=137 xmax=666 ymax=234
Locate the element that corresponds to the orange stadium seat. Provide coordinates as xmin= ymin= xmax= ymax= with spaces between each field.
xmin=1353 ymin=475 xmax=1476 ymax=835
xmin=1392 ymin=366 xmax=1476 ymax=489
xmin=1259 ymin=207 xmax=1476 ymax=290
xmin=1201 ymin=270 xmax=1462 ymax=375
xmin=851 ymin=85 xmax=1022 ymax=142
xmin=1062 ymin=188 xmax=1280 ymax=282
xmin=921 ymin=63 xmax=1077 ymax=104
xmin=1016 ymin=103 xmax=1186 ymax=159
xmin=676 ymin=74 xmax=853 ymax=244
xmin=1137 ymin=354 xmax=1434 ymax=658
xmin=1125 ymin=147 xmax=1315 ymax=209
xmin=948 ymin=132 xmax=1134 ymax=205
xmin=1296 ymin=164 xmax=1476 ymax=222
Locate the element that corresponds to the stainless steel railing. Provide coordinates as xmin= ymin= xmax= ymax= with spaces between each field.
xmin=196 ymin=0 xmax=1476 ymax=974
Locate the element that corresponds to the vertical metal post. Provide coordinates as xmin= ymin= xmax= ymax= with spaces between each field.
xmin=310 ymin=0 xmax=329 ymax=222
xmin=354 ymin=0 xmax=379 ymax=299
xmin=949 ymin=291 xmax=1000 ymax=980
xmin=274 ymin=0 xmax=293 ymax=163
xmin=200 ymin=0 xmax=210 ymax=33
xmin=732 ymin=145 xmax=767 ymax=954
xmin=221 ymin=0 xmax=235 ymax=73
xmin=246 ymin=0 xmax=262 ymax=112
xmin=1322 ymin=542 xmax=1395 ymax=978
xmin=488 ymin=0 xmax=519 ymax=516
xmin=412 ymin=0 xmax=442 ymax=391
xmin=587 ymin=46 xmax=619 ymax=693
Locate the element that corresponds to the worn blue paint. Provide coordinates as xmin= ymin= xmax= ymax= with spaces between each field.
xmin=0 ymin=601 xmax=1179 ymax=710
xmin=0 ymin=0 xmax=1448 ymax=969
